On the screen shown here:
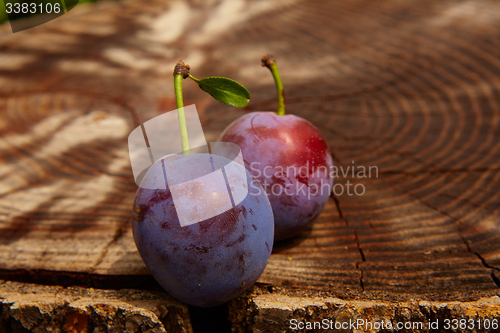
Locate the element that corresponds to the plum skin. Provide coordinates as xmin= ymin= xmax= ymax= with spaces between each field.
xmin=219 ymin=112 xmax=333 ymax=240
xmin=132 ymin=154 xmax=274 ymax=307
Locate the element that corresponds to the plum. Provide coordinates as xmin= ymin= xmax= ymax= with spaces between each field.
xmin=218 ymin=54 xmax=333 ymax=241
xmin=219 ymin=112 xmax=333 ymax=240
xmin=132 ymin=153 xmax=274 ymax=307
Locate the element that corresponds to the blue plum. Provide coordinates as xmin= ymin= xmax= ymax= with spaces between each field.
xmin=219 ymin=112 xmax=333 ymax=240
xmin=132 ymin=153 xmax=274 ymax=307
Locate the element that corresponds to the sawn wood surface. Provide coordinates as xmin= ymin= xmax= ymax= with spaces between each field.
xmin=1 ymin=0 xmax=500 ymax=331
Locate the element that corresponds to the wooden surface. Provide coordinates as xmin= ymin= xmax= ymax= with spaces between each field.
xmin=1 ymin=0 xmax=500 ymax=331
xmin=0 ymin=280 xmax=193 ymax=333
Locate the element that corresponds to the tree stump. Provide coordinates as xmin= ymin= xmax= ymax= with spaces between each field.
xmin=0 ymin=0 xmax=499 ymax=331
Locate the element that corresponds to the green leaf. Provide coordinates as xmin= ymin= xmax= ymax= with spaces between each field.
xmin=189 ymin=75 xmax=250 ymax=107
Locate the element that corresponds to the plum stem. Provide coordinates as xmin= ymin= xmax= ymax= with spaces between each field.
xmin=262 ymin=54 xmax=285 ymax=116
xmin=173 ymin=60 xmax=190 ymax=155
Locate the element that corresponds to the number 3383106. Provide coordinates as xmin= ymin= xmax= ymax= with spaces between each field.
xmin=5 ymin=2 xmax=61 ymax=14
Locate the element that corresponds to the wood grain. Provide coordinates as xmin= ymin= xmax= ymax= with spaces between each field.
xmin=228 ymin=286 xmax=500 ymax=333
xmin=0 ymin=280 xmax=193 ymax=333
xmin=0 ymin=0 xmax=499 ymax=330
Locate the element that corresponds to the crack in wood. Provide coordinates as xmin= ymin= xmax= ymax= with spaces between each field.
xmin=460 ymin=236 xmax=500 ymax=288
xmin=409 ymin=192 xmax=500 ymax=288
xmin=0 ymin=267 xmax=160 ymax=291
xmin=91 ymin=219 xmax=129 ymax=273
xmin=353 ymin=230 xmax=366 ymax=292
xmin=331 ymin=193 xmax=365 ymax=292
xmin=460 ymin=234 xmax=500 ymax=283
xmin=331 ymin=193 xmax=344 ymax=220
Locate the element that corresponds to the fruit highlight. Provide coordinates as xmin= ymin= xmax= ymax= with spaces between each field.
xmin=131 ymin=60 xmax=273 ymax=307
xmin=219 ymin=54 xmax=333 ymax=240
xmin=133 ymin=153 xmax=273 ymax=307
